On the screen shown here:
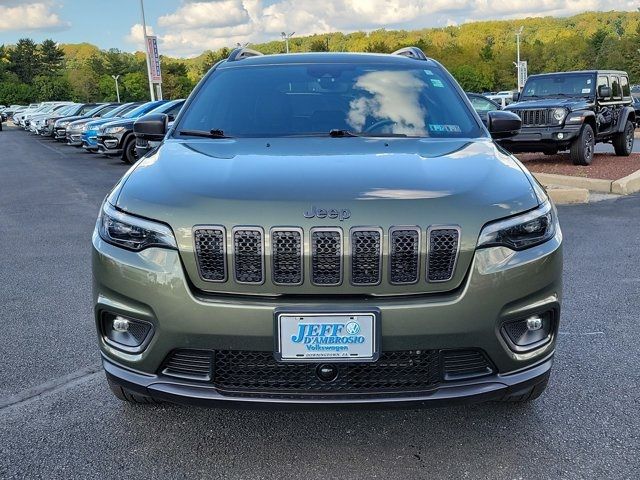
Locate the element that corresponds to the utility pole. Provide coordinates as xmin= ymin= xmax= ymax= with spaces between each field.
xmin=140 ymin=0 xmax=155 ymax=101
xmin=111 ymin=75 xmax=121 ymax=103
xmin=281 ymin=32 xmax=295 ymax=54
xmin=515 ymin=26 xmax=524 ymax=91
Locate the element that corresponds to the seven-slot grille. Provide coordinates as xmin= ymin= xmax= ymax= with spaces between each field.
xmin=194 ymin=226 xmax=460 ymax=287
xmin=514 ymin=109 xmax=554 ymax=127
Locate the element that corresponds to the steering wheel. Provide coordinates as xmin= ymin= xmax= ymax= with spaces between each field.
xmin=364 ymin=119 xmax=396 ymax=133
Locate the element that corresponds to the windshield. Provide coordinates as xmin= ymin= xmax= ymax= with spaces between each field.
xmin=57 ymin=105 xmax=77 ymax=115
xmin=101 ymin=104 xmax=130 ymax=119
xmin=123 ymin=101 xmax=167 ymax=119
xmin=522 ymin=74 xmax=595 ymax=99
xmin=177 ymin=63 xmax=481 ymax=138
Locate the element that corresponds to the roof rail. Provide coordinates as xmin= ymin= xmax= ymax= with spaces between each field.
xmin=391 ymin=47 xmax=428 ymax=61
xmin=227 ymin=47 xmax=263 ymax=62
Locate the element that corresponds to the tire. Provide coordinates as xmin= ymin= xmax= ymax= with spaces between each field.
xmin=107 ymin=375 xmax=159 ymax=404
xmin=122 ymin=136 xmax=137 ymax=164
xmin=612 ymin=120 xmax=634 ymax=157
xmin=501 ymin=375 xmax=549 ymax=403
xmin=570 ymin=124 xmax=595 ymax=166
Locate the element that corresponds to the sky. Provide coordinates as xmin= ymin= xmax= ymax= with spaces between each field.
xmin=0 ymin=0 xmax=638 ymax=58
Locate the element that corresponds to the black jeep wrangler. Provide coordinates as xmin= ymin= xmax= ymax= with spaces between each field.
xmin=499 ymin=70 xmax=636 ymax=165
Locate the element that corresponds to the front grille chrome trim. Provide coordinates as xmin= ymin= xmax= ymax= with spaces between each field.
xmin=350 ymin=226 xmax=383 ymax=286
xmin=310 ymin=227 xmax=343 ymax=286
xmin=388 ymin=226 xmax=421 ymax=285
xmin=426 ymin=225 xmax=461 ymax=283
xmin=193 ymin=225 xmax=227 ymax=283
xmin=270 ymin=227 xmax=304 ymax=286
xmin=232 ymin=226 xmax=265 ymax=285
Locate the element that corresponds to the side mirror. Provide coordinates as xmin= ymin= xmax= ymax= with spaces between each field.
xmin=134 ymin=113 xmax=168 ymax=141
xmin=598 ymin=85 xmax=611 ymax=99
xmin=487 ymin=110 xmax=521 ymax=139
xmin=512 ymin=92 xmax=520 ymax=102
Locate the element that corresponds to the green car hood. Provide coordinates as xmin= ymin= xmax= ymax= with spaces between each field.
xmin=113 ymin=137 xmax=539 ymax=295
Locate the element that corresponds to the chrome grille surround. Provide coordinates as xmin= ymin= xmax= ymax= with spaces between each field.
xmin=389 ymin=226 xmax=421 ymax=285
xmin=350 ymin=227 xmax=383 ymax=286
xmin=232 ymin=227 xmax=265 ymax=284
xmin=271 ymin=227 xmax=304 ymax=286
xmin=310 ymin=227 xmax=343 ymax=286
xmin=193 ymin=226 xmax=227 ymax=282
xmin=427 ymin=226 xmax=461 ymax=283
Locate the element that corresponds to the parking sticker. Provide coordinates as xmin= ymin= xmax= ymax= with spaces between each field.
xmin=430 ymin=78 xmax=444 ymax=88
xmin=428 ymin=124 xmax=462 ymax=133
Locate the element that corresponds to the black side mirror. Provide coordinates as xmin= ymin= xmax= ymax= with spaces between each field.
xmin=512 ymin=92 xmax=520 ymax=102
xmin=134 ymin=113 xmax=168 ymax=141
xmin=487 ymin=110 xmax=521 ymax=139
xmin=598 ymin=85 xmax=611 ymax=99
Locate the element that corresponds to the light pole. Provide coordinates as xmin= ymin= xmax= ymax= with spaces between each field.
xmin=515 ymin=26 xmax=524 ymax=91
xmin=139 ymin=0 xmax=155 ymax=101
xmin=281 ymin=32 xmax=295 ymax=54
xmin=111 ymin=75 xmax=121 ymax=102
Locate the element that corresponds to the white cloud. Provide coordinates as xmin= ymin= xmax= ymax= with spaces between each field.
xmin=0 ymin=1 xmax=69 ymax=32
xmin=125 ymin=23 xmax=155 ymax=45
xmin=124 ymin=0 xmax=640 ymax=57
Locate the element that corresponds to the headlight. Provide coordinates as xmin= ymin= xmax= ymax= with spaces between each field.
xmin=552 ymin=108 xmax=567 ymax=123
xmin=58 ymin=121 xmax=69 ymax=127
xmin=477 ymin=201 xmax=557 ymax=250
xmin=97 ymin=202 xmax=177 ymax=251
xmin=105 ymin=126 xmax=125 ymax=135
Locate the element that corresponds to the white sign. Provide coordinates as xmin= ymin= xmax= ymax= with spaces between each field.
xmin=146 ymin=35 xmax=162 ymax=84
xmin=518 ymin=60 xmax=528 ymax=89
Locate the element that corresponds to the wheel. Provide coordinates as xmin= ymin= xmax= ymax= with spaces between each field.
xmin=107 ymin=375 xmax=159 ymax=404
xmin=501 ymin=375 xmax=549 ymax=403
xmin=613 ymin=120 xmax=634 ymax=157
xmin=122 ymin=136 xmax=138 ymax=164
xmin=570 ymin=124 xmax=595 ymax=166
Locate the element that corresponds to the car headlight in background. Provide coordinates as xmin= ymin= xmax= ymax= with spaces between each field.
xmin=552 ymin=108 xmax=567 ymax=123
xmin=477 ymin=201 xmax=557 ymax=250
xmin=98 ymin=201 xmax=177 ymax=251
xmin=104 ymin=126 xmax=125 ymax=135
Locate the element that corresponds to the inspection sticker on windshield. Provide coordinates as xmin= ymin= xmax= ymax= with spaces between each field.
xmin=276 ymin=313 xmax=378 ymax=362
xmin=424 ymin=69 xmax=434 ymax=75
xmin=430 ymin=78 xmax=444 ymax=88
xmin=429 ymin=124 xmax=462 ymax=133
xmin=582 ymin=88 xmax=591 ymax=94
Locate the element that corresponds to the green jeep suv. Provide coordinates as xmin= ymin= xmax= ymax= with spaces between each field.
xmin=93 ymin=47 xmax=562 ymax=407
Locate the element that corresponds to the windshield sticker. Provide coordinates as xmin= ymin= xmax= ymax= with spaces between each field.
xmin=424 ymin=69 xmax=434 ymax=75
xmin=430 ymin=78 xmax=444 ymax=88
xmin=582 ymin=88 xmax=591 ymax=94
xmin=587 ymin=79 xmax=592 ymax=84
xmin=428 ymin=124 xmax=462 ymax=133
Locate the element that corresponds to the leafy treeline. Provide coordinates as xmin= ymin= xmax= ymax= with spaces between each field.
xmin=0 ymin=11 xmax=638 ymax=105
xmin=0 ymin=40 xmax=195 ymax=105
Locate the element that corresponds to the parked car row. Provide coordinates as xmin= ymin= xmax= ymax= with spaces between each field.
xmin=3 ymin=99 xmax=185 ymax=163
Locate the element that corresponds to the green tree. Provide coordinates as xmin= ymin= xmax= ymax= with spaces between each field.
xmin=121 ymin=72 xmax=149 ymax=101
xmin=309 ymin=38 xmax=329 ymax=52
xmin=9 ymin=38 xmax=40 ymax=83
xmin=39 ymin=39 xmax=65 ymax=74
xmin=34 ymin=74 xmax=71 ymax=100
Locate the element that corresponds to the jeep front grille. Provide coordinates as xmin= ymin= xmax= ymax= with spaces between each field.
xmin=389 ymin=227 xmax=420 ymax=285
xmin=271 ymin=228 xmax=303 ymax=285
xmin=193 ymin=226 xmax=460 ymax=287
xmin=233 ymin=228 xmax=264 ymax=284
xmin=311 ymin=228 xmax=342 ymax=285
xmin=514 ymin=109 xmax=554 ymax=127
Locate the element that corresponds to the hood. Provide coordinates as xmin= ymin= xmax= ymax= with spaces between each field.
xmin=67 ymin=118 xmax=94 ymax=129
xmin=57 ymin=115 xmax=90 ymax=125
xmin=112 ymin=137 xmax=539 ymax=296
xmin=507 ymin=97 xmax=593 ymax=112
xmin=100 ymin=118 xmax=134 ymax=130
xmin=86 ymin=117 xmax=118 ymax=129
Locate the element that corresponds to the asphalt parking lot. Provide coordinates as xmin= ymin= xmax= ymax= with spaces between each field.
xmin=1 ymin=125 xmax=639 ymax=480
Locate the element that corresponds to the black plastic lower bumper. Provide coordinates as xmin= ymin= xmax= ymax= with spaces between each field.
xmin=500 ymin=126 xmax=581 ymax=153
xmin=103 ymin=354 xmax=553 ymax=409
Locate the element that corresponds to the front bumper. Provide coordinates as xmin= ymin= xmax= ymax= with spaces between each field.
xmin=67 ymin=132 xmax=83 ymax=146
xmin=97 ymin=134 xmax=124 ymax=156
xmin=93 ymin=229 xmax=562 ymax=407
xmin=499 ymin=125 xmax=581 ymax=153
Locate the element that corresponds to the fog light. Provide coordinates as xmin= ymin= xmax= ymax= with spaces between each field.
xmin=526 ymin=315 xmax=543 ymax=331
xmin=101 ymin=312 xmax=153 ymax=353
xmin=112 ymin=316 xmax=130 ymax=332
xmin=501 ymin=311 xmax=555 ymax=352
xmin=557 ymin=133 xmax=565 ymax=140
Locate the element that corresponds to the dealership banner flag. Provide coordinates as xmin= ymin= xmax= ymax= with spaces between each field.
xmin=146 ymin=35 xmax=162 ymax=84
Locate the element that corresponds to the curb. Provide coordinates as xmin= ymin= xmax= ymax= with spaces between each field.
xmin=611 ymin=168 xmax=640 ymax=195
xmin=532 ymin=172 xmax=612 ymax=193
xmin=544 ymin=185 xmax=589 ymax=205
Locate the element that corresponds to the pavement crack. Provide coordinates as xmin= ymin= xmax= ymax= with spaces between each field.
xmin=0 ymin=365 xmax=102 ymax=411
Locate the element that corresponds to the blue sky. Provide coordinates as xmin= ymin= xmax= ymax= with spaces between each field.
xmin=0 ymin=1 xmax=637 ymax=58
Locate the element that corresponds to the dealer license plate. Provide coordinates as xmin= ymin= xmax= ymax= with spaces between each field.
xmin=276 ymin=313 xmax=378 ymax=362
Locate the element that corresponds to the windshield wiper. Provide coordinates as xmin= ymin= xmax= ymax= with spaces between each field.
xmin=329 ymin=129 xmax=359 ymax=137
xmin=179 ymin=129 xmax=232 ymax=138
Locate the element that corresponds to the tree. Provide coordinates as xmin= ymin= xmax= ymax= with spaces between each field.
xmin=479 ymin=36 xmax=495 ymax=62
xmin=121 ymin=72 xmax=149 ymax=101
xmin=9 ymin=38 xmax=40 ymax=83
xmin=364 ymin=41 xmax=391 ymax=53
xmin=162 ymin=62 xmax=194 ymax=99
xmin=34 ymin=74 xmax=71 ymax=101
xmin=309 ymin=38 xmax=329 ymax=52
xmin=39 ymin=39 xmax=65 ymax=74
